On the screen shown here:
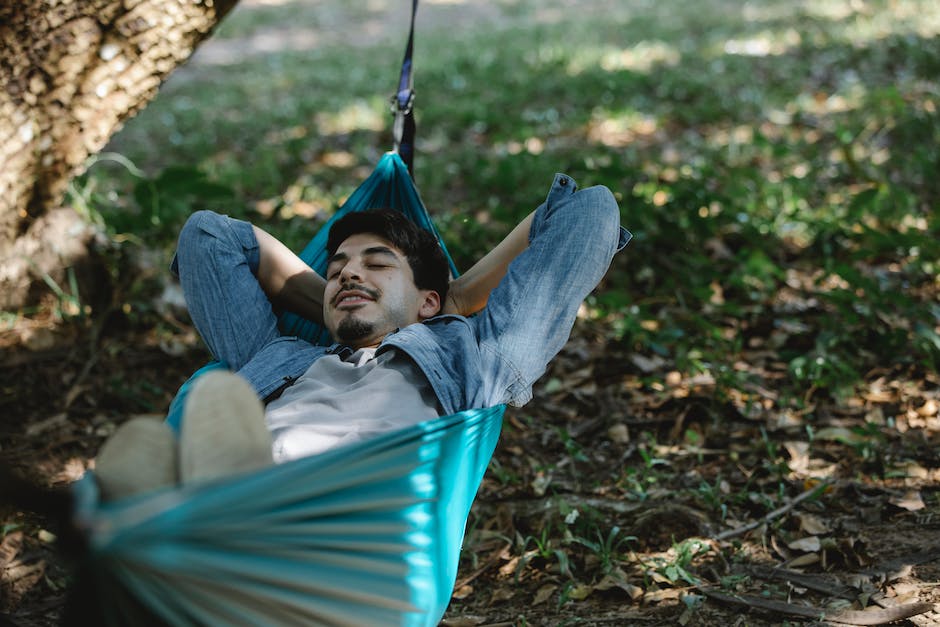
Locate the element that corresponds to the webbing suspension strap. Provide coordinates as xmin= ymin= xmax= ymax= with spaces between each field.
xmin=392 ymin=0 xmax=418 ymax=176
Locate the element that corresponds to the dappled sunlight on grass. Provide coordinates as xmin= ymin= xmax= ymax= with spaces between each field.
xmin=585 ymin=110 xmax=659 ymax=149
xmin=314 ymin=99 xmax=386 ymax=135
xmin=590 ymin=41 xmax=681 ymax=74
xmin=808 ymin=0 xmax=940 ymax=38
xmin=802 ymin=0 xmax=868 ymax=22
xmin=721 ymin=29 xmax=802 ymax=57
xmin=792 ymin=82 xmax=870 ymax=116
xmin=189 ymin=27 xmax=327 ymax=65
xmin=702 ymin=123 xmax=756 ymax=152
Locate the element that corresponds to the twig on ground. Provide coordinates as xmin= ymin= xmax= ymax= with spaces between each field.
xmin=871 ymin=593 xmax=940 ymax=627
xmin=701 ymin=588 xmax=824 ymax=620
xmin=744 ymin=564 xmax=856 ymax=599
xmin=454 ymin=542 xmax=511 ymax=589
xmin=713 ymin=482 xmax=831 ymax=541
xmin=702 ymin=588 xmax=934 ymax=625
xmin=61 ymin=305 xmax=117 ymax=410
xmin=487 ymin=495 xmax=645 ymax=519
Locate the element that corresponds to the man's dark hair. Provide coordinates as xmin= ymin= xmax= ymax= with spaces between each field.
xmin=327 ymin=209 xmax=450 ymax=305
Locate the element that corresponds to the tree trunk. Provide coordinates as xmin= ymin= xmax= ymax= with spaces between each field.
xmin=0 ymin=0 xmax=238 ymax=311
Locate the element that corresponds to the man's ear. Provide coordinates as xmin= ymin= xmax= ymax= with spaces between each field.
xmin=418 ymin=290 xmax=442 ymax=320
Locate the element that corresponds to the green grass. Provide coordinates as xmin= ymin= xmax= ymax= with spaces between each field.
xmin=75 ymin=0 xmax=940 ymax=403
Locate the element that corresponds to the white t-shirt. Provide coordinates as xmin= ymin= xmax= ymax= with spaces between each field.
xmin=263 ymin=348 xmax=440 ymax=463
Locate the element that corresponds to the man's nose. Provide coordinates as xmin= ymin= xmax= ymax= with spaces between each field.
xmin=340 ymin=262 xmax=363 ymax=283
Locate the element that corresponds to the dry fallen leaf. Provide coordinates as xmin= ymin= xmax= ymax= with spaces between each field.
xmin=798 ymin=513 xmax=830 ymax=535
xmin=607 ymin=423 xmax=630 ymax=444
xmin=498 ymin=556 xmax=520 ymax=577
xmin=0 ymin=531 xmax=23 ymax=568
xmin=787 ymin=536 xmax=822 ymax=552
xmin=901 ymin=462 xmax=929 ymax=479
xmin=440 ymin=616 xmax=487 ymax=627
xmin=20 ymin=327 xmax=56 ymax=351
xmin=784 ymin=441 xmax=810 ymax=473
xmin=489 ymin=587 xmax=515 ymax=603
xmin=917 ymin=399 xmax=938 ymax=416
xmin=648 ymin=570 xmax=675 ymax=585
xmin=889 ymin=490 xmax=925 ymax=511
xmin=644 ymin=587 xmax=686 ymax=603
xmin=595 ymin=572 xmax=644 ymax=600
xmin=567 ymin=583 xmax=595 ymax=601
xmin=37 ymin=530 xmax=56 ymax=544
xmin=890 ymin=581 xmax=920 ymax=600
xmin=630 ymin=354 xmax=668 ymax=374
xmin=531 ymin=472 xmax=552 ymax=497
xmin=533 ymin=583 xmax=557 ymax=605
xmin=788 ymin=552 xmax=821 ymax=567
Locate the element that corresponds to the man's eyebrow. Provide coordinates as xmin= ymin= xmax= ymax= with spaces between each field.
xmin=361 ymin=246 xmax=399 ymax=260
xmin=326 ymin=252 xmax=348 ymax=266
xmin=326 ymin=246 xmax=399 ymax=266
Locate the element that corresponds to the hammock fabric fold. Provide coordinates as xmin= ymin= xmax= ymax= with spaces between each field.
xmin=76 ymin=152 xmax=506 ymax=626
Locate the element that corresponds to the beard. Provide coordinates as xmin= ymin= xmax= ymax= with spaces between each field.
xmin=335 ymin=316 xmax=376 ymax=343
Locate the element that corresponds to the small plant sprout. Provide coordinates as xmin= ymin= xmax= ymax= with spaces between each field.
xmin=649 ymin=538 xmax=711 ymax=586
xmin=570 ymin=525 xmax=637 ymax=574
xmin=515 ymin=527 xmax=572 ymax=580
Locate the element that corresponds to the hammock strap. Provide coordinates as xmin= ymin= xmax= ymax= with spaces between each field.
xmin=392 ymin=0 xmax=418 ymax=175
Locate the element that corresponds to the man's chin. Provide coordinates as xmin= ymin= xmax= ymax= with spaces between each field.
xmin=335 ymin=317 xmax=376 ymax=345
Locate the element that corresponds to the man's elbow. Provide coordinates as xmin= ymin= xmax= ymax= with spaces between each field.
xmin=579 ymin=186 xmax=626 ymax=248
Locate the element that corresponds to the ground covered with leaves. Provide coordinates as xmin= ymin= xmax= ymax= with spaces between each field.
xmin=3 ymin=0 xmax=940 ymax=625
xmin=3 ymin=304 xmax=939 ymax=626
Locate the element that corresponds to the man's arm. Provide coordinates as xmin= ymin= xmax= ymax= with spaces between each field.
xmin=472 ymin=178 xmax=629 ymax=408
xmin=443 ymin=211 xmax=535 ymax=317
xmin=253 ymin=226 xmax=326 ymax=325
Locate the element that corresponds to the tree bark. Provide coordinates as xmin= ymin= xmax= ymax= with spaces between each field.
xmin=0 ymin=0 xmax=238 ymax=310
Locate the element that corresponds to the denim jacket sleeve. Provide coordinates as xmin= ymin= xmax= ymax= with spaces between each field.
xmin=471 ymin=174 xmax=631 ymax=407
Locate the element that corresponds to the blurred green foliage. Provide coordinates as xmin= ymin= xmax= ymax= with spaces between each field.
xmin=71 ymin=0 xmax=939 ymax=406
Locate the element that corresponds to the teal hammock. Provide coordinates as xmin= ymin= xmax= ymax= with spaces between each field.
xmin=73 ymin=152 xmax=506 ymax=626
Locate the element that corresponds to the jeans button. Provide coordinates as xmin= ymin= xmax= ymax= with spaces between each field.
xmin=559 ymin=176 xmax=568 ymax=186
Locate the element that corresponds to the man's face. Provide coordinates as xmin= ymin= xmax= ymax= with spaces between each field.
xmin=323 ymin=233 xmax=440 ymax=348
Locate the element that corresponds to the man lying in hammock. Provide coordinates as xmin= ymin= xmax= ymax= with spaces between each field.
xmin=95 ymin=175 xmax=631 ymax=499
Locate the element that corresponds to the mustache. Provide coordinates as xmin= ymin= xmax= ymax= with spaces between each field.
xmin=333 ymin=283 xmax=380 ymax=304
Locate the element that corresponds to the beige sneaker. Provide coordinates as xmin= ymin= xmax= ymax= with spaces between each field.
xmin=95 ymin=417 xmax=178 ymax=501
xmin=179 ymin=371 xmax=273 ymax=484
